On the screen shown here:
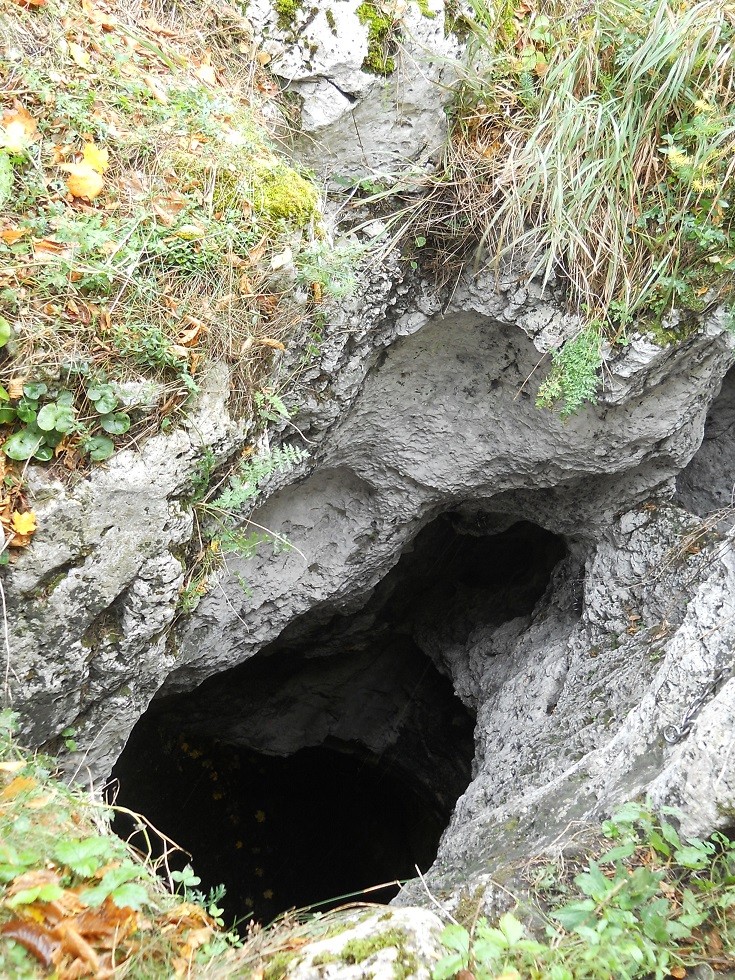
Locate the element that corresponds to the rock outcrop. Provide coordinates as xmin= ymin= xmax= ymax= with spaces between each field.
xmin=7 ymin=0 xmax=735 ymax=932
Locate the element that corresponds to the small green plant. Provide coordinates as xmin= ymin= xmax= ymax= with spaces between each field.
xmin=356 ymin=1 xmax=401 ymax=75
xmin=0 ymin=379 xmax=132 ymax=463
xmin=434 ymin=801 xmax=735 ymax=980
xmin=179 ymin=443 xmax=308 ymax=612
xmin=536 ymin=325 xmax=603 ymax=418
xmin=295 ymin=240 xmax=365 ymax=299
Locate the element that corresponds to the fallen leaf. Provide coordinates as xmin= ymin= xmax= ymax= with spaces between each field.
xmin=68 ymin=42 xmax=92 ymax=69
xmin=145 ymin=75 xmax=169 ymax=104
xmin=60 ymin=163 xmax=105 ymax=200
xmin=81 ymin=142 xmax=109 ymax=174
xmin=255 ymin=337 xmax=286 ymax=351
xmin=270 ymin=246 xmax=293 ymax=270
xmin=0 ymin=106 xmax=38 ymax=154
xmin=0 ymin=921 xmax=57 ymax=967
xmin=8 ymin=379 xmax=24 ymax=400
xmin=177 ymin=321 xmax=206 ymax=346
xmin=81 ymin=0 xmax=116 ymax=29
xmin=9 ymin=0 xmax=47 ymax=9
xmin=0 ymin=775 xmax=37 ymax=800
xmin=12 ymin=510 xmax=36 ymax=535
xmin=0 ymin=228 xmax=28 ymax=245
xmin=194 ymin=61 xmax=217 ymax=86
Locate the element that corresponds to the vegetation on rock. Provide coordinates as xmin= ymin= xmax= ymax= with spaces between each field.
xmin=395 ymin=0 xmax=735 ymax=414
xmin=434 ymin=801 xmax=735 ymax=979
xmin=0 ymin=0 xmax=344 ymax=558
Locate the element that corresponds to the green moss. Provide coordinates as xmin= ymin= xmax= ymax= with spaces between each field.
xmin=339 ymin=928 xmax=418 ymax=977
xmin=273 ymin=0 xmax=302 ymax=29
xmin=325 ymin=7 xmax=337 ymax=32
xmin=644 ymin=316 xmax=698 ymax=347
xmin=414 ymin=0 xmax=436 ymax=18
xmin=263 ymin=950 xmax=301 ymax=980
xmin=356 ymin=2 xmax=399 ymax=75
xmin=311 ymin=952 xmax=340 ymax=966
xmin=252 ymin=162 xmax=319 ymax=228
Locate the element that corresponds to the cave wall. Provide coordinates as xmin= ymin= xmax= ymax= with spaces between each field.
xmin=6 ymin=257 xmax=735 ymax=918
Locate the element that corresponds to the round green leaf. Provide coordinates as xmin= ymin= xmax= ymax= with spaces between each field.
xmin=0 ymin=407 xmax=16 ymax=424
xmin=33 ymin=444 xmax=54 ymax=462
xmin=93 ymin=391 xmax=118 ymax=414
xmin=56 ymin=390 xmax=75 ymax=407
xmin=0 ymin=384 xmax=9 ymax=403
xmin=3 ymin=428 xmax=42 ymax=460
xmin=44 ymin=430 xmax=63 ymax=447
xmin=87 ymin=383 xmax=113 ymax=403
xmin=16 ymin=400 xmax=37 ymax=423
xmin=85 ymin=435 xmax=115 ymax=462
xmin=54 ymin=411 xmax=76 ymax=434
xmin=23 ymin=382 xmax=47 ymax=400
xmin=0 ymin=316 xmax=11 ymax=349
xmin=36 ymin=404 xmax=58 ymax=432
xmin=100 ymin=412 xmax=130 ymax=435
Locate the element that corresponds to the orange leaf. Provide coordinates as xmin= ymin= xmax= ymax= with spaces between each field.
xmin=81 ymin=142 xmax=109 ymax=174
xmin=0 ymin=228 xmax=28 ymax=245
xmin=0 ymin=921 xmax=57 ymax=967
xmin=60 ymin=163 xmax=104 ymax=200
xmin=1 ymin=775 xmax=38 ymax=799
xmin=255 ymin=338 xmax=286 ymax=351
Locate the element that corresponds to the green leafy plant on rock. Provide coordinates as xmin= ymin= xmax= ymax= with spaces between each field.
xmin=434 ymin=801 xmax=735 ymax=980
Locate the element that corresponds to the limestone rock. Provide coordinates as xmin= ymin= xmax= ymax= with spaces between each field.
xmin=247 ymin=0 xmax=462 ymax=176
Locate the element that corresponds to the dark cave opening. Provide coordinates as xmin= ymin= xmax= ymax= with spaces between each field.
xmin=111 ymin=514 xmax=567 ymax=925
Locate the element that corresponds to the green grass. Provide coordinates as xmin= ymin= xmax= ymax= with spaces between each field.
xmin=396 ymin=0 xmax=735 ymax=414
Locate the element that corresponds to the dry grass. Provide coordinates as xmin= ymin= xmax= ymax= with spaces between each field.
xmin=399 ymin=0 xmax=735 ymax=327
xmin=0 ymin=0 xmax=326 ymax=472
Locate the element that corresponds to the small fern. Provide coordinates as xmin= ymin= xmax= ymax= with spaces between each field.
xmin=536 ymin=324 xmax=602 ymax=418
xmin=210 ymin=444 xmax=306 ymax=515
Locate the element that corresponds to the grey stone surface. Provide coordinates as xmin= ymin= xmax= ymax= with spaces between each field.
xmin=6 ymin=253 xmax=735 ymax=919
xmin=247 ymin=0 xmax=461 ymax=177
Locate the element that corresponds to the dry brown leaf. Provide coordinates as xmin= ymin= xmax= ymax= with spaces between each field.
xmin=81 ymin=0 xmax=116 ymax=29
xmin=177 ymin=321 xmax=207 ymax=346
xmin=238 ymin=273 xmax=254 ymax=295
xmin=60 ymin=163 xmax=104 ymax=200
xmin=7 ymin=379 xmax=24 ymax=400
xmin=0 ymin=920 xmax=57 ymax=967
xmin=55 ymin=921 xmax=100 ymax=971
xmin=255 ymin=337 xmax=286 ymax=351
xmin=7 ymin=868 xmax=60 ymax=895
xmin=145 ymin=75 xmax=169 ymax=104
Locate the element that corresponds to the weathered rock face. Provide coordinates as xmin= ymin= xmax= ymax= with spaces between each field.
xmin=8 ymin=242 xmax=735 ymax=916
xmin=246 ymin=0 xmax=460 ymax=176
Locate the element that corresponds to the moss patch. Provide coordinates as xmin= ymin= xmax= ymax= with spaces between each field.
xmin=340 ymin=927 xmax=418 ymax=979
xmin=252 ymin=162 xmax=319 ymax=227
xmin=357 ymin=1 xmax=400 ymax=75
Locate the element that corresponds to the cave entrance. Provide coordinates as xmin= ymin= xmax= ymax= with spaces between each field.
xmin=112 ymin=514 xmax=567 ymax=925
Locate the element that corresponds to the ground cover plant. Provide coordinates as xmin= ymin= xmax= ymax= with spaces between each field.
xmin=434 ymin=801 xmax=735 ymax=979
xmin=397 ymin=0 xmax=735 ymax=415
xmin=0 ymin=0 xmax=338 ymax=557
xmin=0 ymin=710 xmax=240 ymax=978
